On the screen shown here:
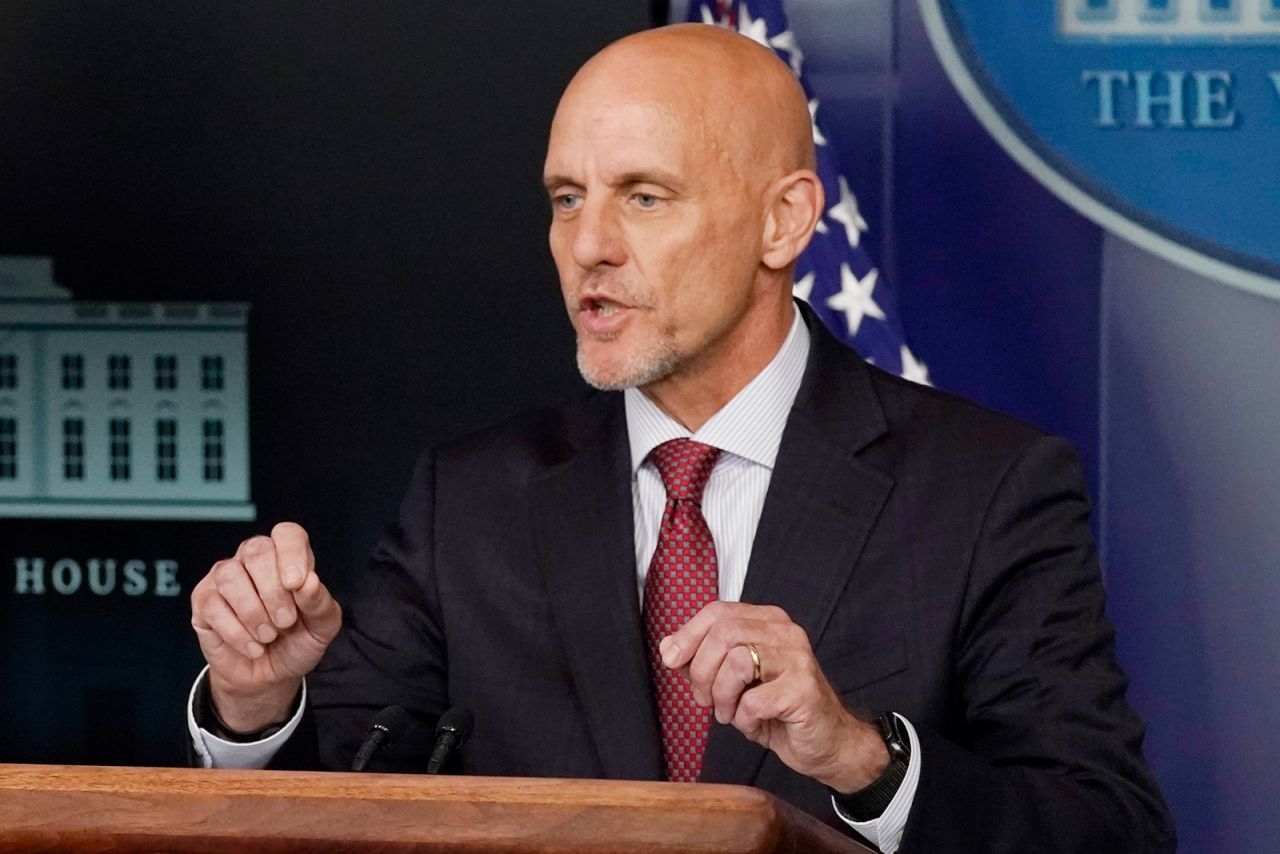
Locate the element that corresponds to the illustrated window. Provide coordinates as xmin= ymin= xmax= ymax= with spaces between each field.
xmin=1199 ymin=0 xmax=1239 ymax=20
xmin=202 ymin=419 xmax=225 ymax=482
xmin=0 ymin=418 xmax=16 ymax=479
xmin=108 ymin=354 xmax=132 ymax=391
xmin=61 ymin=354 xmax=85 ymax=390
xmin=63 ymin=418 xmax=85 ymax=480
xmin=109 ymin=418 xmax=131 ymax=481
xmin=156 ymin=419 xmax=178 ymax=481
xmin=0 ymin=354 xmax=16 ymax=390
xmin=201 ymin=356 xmax=225 ymax=391
xmin=154 ymin=355 xmax=178 ymax=391
xmin=1141 ymin=0 xmax=1179 ymax=21
xmin=1078 ymin=0 xmax=1118 ymax=21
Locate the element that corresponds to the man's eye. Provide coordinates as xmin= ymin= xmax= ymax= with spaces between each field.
xmin=633 ymin=193 xmax=659 ymax=208
xmin=554 ymin=194 xmax=582 ymax=211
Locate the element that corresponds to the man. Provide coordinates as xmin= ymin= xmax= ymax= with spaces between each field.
xmin=187 ymin=24 xmax=1174 ymax=853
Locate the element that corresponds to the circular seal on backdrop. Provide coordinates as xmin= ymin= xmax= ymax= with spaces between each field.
xmin=919 ymin=0 xmax=1280 ymax=300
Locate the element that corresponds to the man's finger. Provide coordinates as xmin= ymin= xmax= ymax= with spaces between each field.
xmin=659 ymin=600 xmax=729 ymax=669
xmin=686 ymin=616 xmax=774 ymax=688
xmin=709 ymin=643 xmax=761 ymax=724
xmin=236 ymin=535 xmax=294 ymax=632
xmin=211 ymin=559 xmax=276 ymax=646
xmin=731 ymin=678 xmax=788 ymax=742
xmin=192 ymin=616 xmax=247 ymax=673
xmin=271 ymin=522 xmax=314 ymax=592
xmin=196 ymin=589 xmax=265 ymax=660
xmin=661 ymin=602 xmax=788 ymax=670
xmin=292 ymin=570 xmax=342 ymax=643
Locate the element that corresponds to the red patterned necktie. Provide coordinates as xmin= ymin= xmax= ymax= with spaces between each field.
xmin=643 ymin=438 xmax=721 ymax=783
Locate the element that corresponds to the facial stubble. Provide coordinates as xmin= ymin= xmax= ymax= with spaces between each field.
xmin=575 ymin=327 xmax=684 ymax=391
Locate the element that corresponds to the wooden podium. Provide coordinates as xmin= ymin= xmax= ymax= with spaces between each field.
xmin=0 ymin=764 xmax=874 ymax=853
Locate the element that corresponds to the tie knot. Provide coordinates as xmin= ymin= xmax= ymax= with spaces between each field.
xmin=649 ymin=439 xmax=720 ymax=503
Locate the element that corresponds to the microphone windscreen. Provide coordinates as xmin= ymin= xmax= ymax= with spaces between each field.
xmin=371 ymin=704 xmax=412 ymax=744
xmin=435 ymin=706 xmax=475 ymax=745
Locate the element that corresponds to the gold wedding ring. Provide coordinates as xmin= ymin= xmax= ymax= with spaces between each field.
xmin=746 ymin=643 xmax=762 ymax=685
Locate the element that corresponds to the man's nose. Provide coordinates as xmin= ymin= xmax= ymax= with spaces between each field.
xmin=570 ymin=199 xmax=626 ymax=269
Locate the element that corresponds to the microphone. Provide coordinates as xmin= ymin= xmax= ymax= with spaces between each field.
xmin=351 ymin=705 xmax=412 ymax=772
xmin=426 ymin=706 xmax=475 ymax=775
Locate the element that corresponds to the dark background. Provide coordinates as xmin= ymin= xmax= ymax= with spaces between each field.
xmin=0 ymin=0 xmax=655 ymax=765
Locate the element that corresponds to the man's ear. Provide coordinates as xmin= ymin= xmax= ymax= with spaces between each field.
xmin=761 ymin=170 xmax=823 ymax=271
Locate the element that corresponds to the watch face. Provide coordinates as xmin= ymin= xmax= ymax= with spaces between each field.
xmin=877 ymin=712 xmax=911 ymax=762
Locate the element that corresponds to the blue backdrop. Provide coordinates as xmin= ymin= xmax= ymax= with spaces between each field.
xmin=668 ymin=2 xmax=1277 ymax=851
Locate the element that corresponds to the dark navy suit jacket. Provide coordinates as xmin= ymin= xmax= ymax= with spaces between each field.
xmin=283 ymin=305 xmax=1174 ymax=853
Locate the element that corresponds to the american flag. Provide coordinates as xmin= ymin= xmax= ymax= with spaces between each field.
xmin=687 ymin=0 xmax=930 ymax=384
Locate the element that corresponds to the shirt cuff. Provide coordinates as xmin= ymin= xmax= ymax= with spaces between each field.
xmin=186 ymin=664 xmax=308 ymax=769
xmin=831 ymin=713 xmax=921 ymax=854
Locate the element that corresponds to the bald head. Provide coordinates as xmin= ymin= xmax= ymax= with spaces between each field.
xmin=555 ymin=24 xmax=815 ymax=182
xmin=543 ymin=24 xmax=824 ymax=421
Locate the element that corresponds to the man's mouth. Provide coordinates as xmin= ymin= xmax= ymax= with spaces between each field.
xmin=584 ymin=296 xmax=626 ymax=317
xmin=577 ymin=295 xmax=636 ymax=336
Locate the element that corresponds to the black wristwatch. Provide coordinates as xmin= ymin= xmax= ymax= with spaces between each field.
xmin=193 ymin=674 xmax=296 ymax=743
xmin=829 ymin=712 xmax=912 ymax=822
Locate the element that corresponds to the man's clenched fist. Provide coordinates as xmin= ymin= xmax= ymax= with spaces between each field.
xmin=190 ymin=521 xmax=342 ymax=733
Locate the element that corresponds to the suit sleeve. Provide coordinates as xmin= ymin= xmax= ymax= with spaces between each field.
xmin=266 ymin=449 xmax=451 ymax=773
xmin=900 ymin=436 xmax=1176 ymax=854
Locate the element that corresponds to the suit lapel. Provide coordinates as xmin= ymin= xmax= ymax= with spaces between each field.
xmin=701 ymin=307 xmax=895 ymax=786
xmin=530 ymin=396 xmax=664 ymax=781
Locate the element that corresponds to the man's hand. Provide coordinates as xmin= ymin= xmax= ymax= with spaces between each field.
xmin=189 ymin=522 xmax=342 ymax=733
xmin=660 ymin=601 xmax=889 ymax=794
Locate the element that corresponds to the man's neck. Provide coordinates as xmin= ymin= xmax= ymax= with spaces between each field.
xmin=639 ymin=302 xmax=795 ymax=432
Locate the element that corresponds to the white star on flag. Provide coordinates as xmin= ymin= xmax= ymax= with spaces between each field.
xmin=808 ymin=99 xmax=827 ymax=146
xmin=827 ymin=175 xmax=868 ymax=248
xmin=826 ymin=264 xmax=885 ymax=337
xmin=736 ymin=4 xmax=770 ymax=47
xmin=769 ymin=29 xmax=804 ymax=74
xmin=899 ymin=345 xmax=932 ymax=386
xmin=793 ymin=271 xmax=815 ymax=302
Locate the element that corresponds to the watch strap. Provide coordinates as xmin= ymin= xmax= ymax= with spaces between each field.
xmin=830 ymin=712 xmax=911 ymax=822
xmin=193 ymin=674 xmax=295 ymax=743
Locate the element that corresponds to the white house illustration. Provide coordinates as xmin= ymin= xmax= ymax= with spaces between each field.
xmin=1060 ymin=0 xmax=1280 ymax=39
xmin=0 ymin=256 xmax=254 ymax=520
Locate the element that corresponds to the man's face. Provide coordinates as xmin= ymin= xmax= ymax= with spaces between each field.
xmin=544 ymin=85 xmax=765 ymax=391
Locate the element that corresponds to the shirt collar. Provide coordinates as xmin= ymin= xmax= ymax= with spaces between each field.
xmin=624 ymin=304 xmax=810 ymax=474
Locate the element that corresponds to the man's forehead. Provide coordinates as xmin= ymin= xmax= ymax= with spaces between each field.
xmin=551 ymin=83 xmax=704 ymax=140
xmin=544 ymin=97 xmax=708 ymax=180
